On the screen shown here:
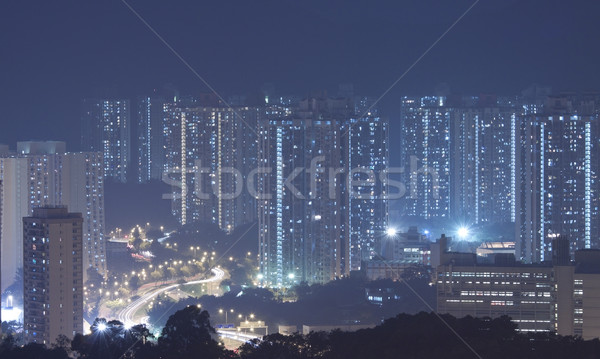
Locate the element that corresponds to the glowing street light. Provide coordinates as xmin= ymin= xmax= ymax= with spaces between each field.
xmin=97 ymin=322 xmax=107 ymax=332
xmin=457 ymin=227 xmax=469 ymax=239
xmin=386 ymin=227 xmax=398 ymax=237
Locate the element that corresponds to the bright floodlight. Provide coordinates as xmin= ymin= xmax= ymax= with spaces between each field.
xmin=457 ymin=227 xmax=469 ymax=239
xmin=97 ymin=323 xmax=107 ymax=332
xmin=288 ymin=273 xmax=295 ymax=280
xmin=386 ymin=228 xmax=398 ymax=237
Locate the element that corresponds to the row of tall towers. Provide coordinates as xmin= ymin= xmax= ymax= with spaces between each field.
xmin=399 ymin=93 xmax=600 ymax=263
xmin=167 ymin=97 xmax=388 ymax=286
xmin=81 ymin=95 xmax=390 ymax=287
xmin=81 ymin=90 xmax=600 ymax=283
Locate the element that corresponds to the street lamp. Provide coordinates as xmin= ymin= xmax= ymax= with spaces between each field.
xmin=219 ymin=308 xmax=235 ymax=324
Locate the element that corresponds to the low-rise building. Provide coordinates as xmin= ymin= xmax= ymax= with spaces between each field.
xmin=436 ymin=235 xmax=600 ymax=339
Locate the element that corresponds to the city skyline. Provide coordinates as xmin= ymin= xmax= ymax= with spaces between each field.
xmin=4 ymin=0 xmax=600 ymax=354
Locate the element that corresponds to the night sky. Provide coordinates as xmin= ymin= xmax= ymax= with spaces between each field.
xmin=1 ymin=0 xmax=599 ymax=149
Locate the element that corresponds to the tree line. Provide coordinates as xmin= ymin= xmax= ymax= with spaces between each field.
xmin=3 ymin=308 xmax=600 ymax=358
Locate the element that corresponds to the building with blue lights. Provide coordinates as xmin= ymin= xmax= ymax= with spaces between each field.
xmin=400 ymin=95 xmax=516 ymax=226
xmin=448 ymin=95 xmax=516 ymax=225
xmin=515 ymin=96 xmax=600 ymax=263
xmin=162 ymin=102 xmax=261 ymax=232
xmin=258 ymin=116 xmax=343 ymax=286
xmin=342 ymin=115 xmax=389 ymax=272
xmin=136 ymin=96 xmax=166 ymax=183
xmin=81 ymin=99 xmax=131 ymax=183
xmin=400 ymin=96 xmax=451 ymax=219
xmin=258 ymin=97 xmax=389 ymax=285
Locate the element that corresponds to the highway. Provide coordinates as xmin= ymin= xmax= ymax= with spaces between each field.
xmin=217 ymin=330 xmax=261 ymax=345
xmin=117 ymin=267 xmax=225 ymax=328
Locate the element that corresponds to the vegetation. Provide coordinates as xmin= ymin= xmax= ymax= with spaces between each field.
xmin=239 ymin=313 xmax=600 ymax=358
xmin=0 ymin=307 xmax=235 ymax=359
xmin=3 ymin=310 xmax=600 ymax=358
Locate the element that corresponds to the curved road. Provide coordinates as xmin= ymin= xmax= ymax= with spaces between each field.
xmin=117 ymin=267 xmax=225 ymax=328
xmin=218 ymin=330 xmax=261 ymax=344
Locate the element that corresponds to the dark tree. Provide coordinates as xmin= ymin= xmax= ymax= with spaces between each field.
xmin=85 ymin=267 xmax=104 ymax=288
xmin=0 ymin=335 xmax=16 ymax=355
xmin=128 ymin=275 xmax=140 ymax=291
xmin=73 ymin=318 xmax=156 ymax=359
xmin=239 ymin=333 xmax=308 ymax=359
xmin=131 ymin=228 xmax=143 ymax=250
xmin=157 ymin=306 xmax=233 ymax=359
xmin=1 ymin=342 xmax=68 ymax=359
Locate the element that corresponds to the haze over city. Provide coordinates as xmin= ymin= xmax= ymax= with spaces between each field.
xmin=1 ymin=1 xmax=600 ymax=358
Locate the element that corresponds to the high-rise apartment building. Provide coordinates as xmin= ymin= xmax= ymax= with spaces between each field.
xmin=448 ymin=95 xmax=516 ymax=225
xmin=23 ymin=207 xmax=83 ymax=344
xmin=137 ymin=96 xmax=166 ymax=183
xmin=341 ymin=115 xmax=389 ymax=273
xmin=258 ymin=117 xmax=343 ymax=286
xmin=0 ymin=155 xmax=28 ymax=292
xmin=400 ymin=95 xmax=516 ymax=226
xmin=62 ymin=152 xmax=106 ymax=276
xmin=81 ymin=98 xmax=131 ymax=183
xmin=400 ymin=96 xmax=451 ymax=219
xmin=257 ymin=97 xmax=389 ymax=286
xmin=515 ymin=96 xmax=600 ymax=263
xmin=163 ymin=102 xmax=260 ymax=232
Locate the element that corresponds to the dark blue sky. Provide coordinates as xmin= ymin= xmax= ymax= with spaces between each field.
xmin=1 ymin=0 xmax=599 ymax=149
